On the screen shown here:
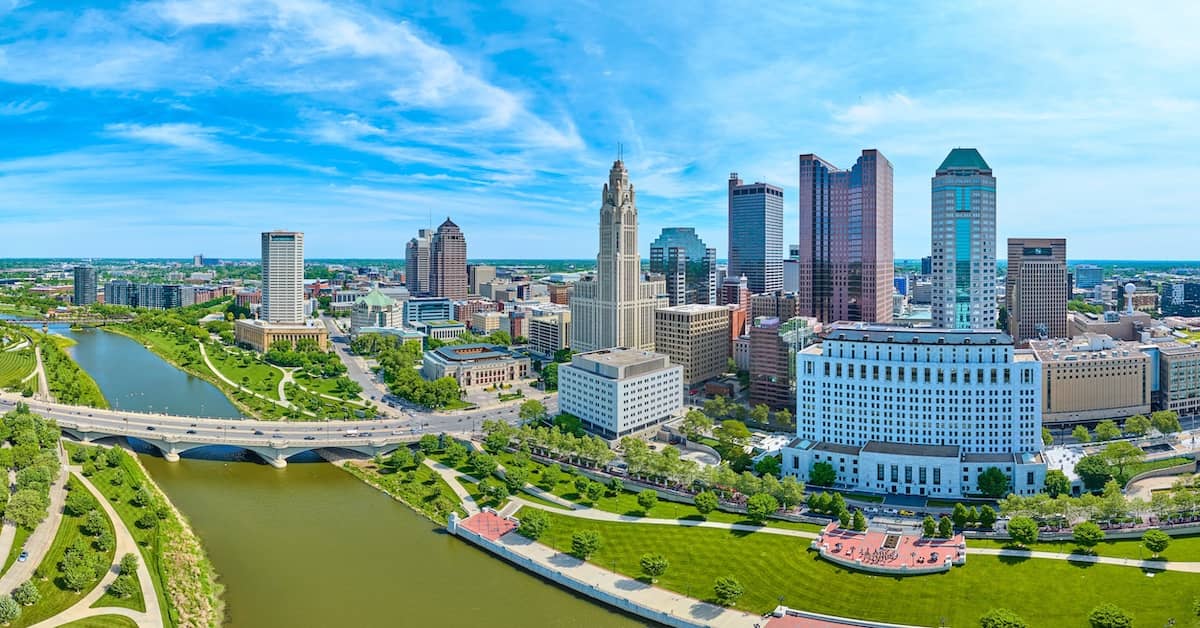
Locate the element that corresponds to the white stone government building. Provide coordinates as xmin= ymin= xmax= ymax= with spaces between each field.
xmin=558 ymin=348 xmax=683 ymax=440
xmin=782 ymin=323 xmax=1046 ymax=497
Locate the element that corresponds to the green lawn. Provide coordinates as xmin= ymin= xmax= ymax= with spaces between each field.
xmin=4 ymin=525 xmax=33 ymax=572
xmin=1119 ymin=457 xmax=1194 ymax=483
xmin=340 ymin=458 xmax=467 ymax=525
xmin=492 ymin=450 xmax=823 ymax=533
xmin=12 ymin=475 xmax=116 ymax=628
xmin=524 ymin=507 xmax=1197 ymax=627
xmin=59 ymin=616 xmax=139 ymax=628
xmin=0 ymin=349 xmax=35 ymax=388
xmin=968 ymin=530 xmax=1200 ymax=562
xmin=92 ymin=567 xmax=145 ymax=612
xmin=206 ymin=347 xmax=283 ymax=400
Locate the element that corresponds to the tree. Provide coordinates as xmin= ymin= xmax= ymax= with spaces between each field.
xmin=1044 ymin=469 xmax=1071 ymax=498
xmin=937 ymin=516 xmax=953 ymax=538
xmin=553 ymin=413 xmax=585 ymax=437
xmin=713 ymin=576 xmax=744 ymax=606
xmin=418 ymin=434 xmax=439 ymax=454
xmin=1075 ymin=455 xmax=1113 ymax=492
xmin=120 ymin=552 xmax=139 ymax=576
xmin=503 ymin=465 xmax=530 ymax=492
xmin=65 ymin=490 xmax=97 ymax=517
xmin=387 ymin=447 xmax=413 ymax=471
xmin=61 ymin=549 xmax=98 ymax=592
xmin=639 ymin=553 xmax=669 ymax=582
xmin=921 ymin=515 xmax=937 ymax=537
xmin=570 ymin=530 xmax=602 ymax=559
xmin=82 ymin=509 xmax=106 ymax=536
xmin=517 ymin=509 xmax=549 ymax=540
xmin=753 ymin=455 xmax=781 ymax=477
xmin=1142 ymin=529 xmax=1170 ymax=557
xmin=750 ymin=404 xmax=770 ymax=425
xmin=542 ymin=362 xmax=559 ymax=391
xmin=1124 ymin=414 xmax=1151 ymax=437
xmin=478 ymin=478 xmax=508 ymax=503
xmin=108 ymin=574 xmax=138 ymax=599
xmin=713 ymin=420 xmax=751 ymax=447
xmin=585 ymin=481 xmax=604 ymax=503
xmin=776 ymin=476 xmax=805 ymax=509
xmin=852 ymin=509 xmax=867 ymax=531
xmin=979 ymin=505 xmax=997 ymax=529
xmin=979 ymin=608 xmax=1028 ymax=628
xmin=11 ymin=580 xmax=38 ymax=606
xmin=443 ymin=441 xmax=468 ymax=466
xmin=1101 ymin=441 xmax=1145 ymax=481
xmin=809 ymin=461 xmax=836 ymax=487
xmin=519 ymin=399 xmax=548 ymax=425
xmin=838 ymin=509 xmax=851 ymax=528
xmin=1072 ymin=425 xmax=1092 ymax=444
xmin=5 ymin=489 xmax=48 ymax=530
xmin=1073 ymin=521 xmax=1105 ymax=549
xmin=681 ymin=410 xmax=713 ymax=441
xmin=1151 ymin=410 xmax=1182 ymax=434
xmin=637 ymin=489 xmax=658 ymax=514
xmin=694 ymin=491 xmax=718 ymax=516
xmin=746 ymin=493 xmax=779 ymax=522
xmin=977 ymin=467 xmax=1010 ymax=498
xmin=468 ymin=452 xmax=498 ymax=479
xmin=0 ymin=596 xmax=18 ymax=624
xmin=775 ymin=408 xmax=793 ymax=427
xmin=540 ymin=465 xmax=562 ymax=489
xmin=1041 ymin=428 xmax=1053 ymax=447
xmin=608 ymin=478 xmax=623 ymax=496
xmin=952 ymin=503 xmax=969 ymax=528
xmin=1087 ymin=603 xmax=1133 ymax=628
xmin=1007 ymin=516 xmax=1039 ymax=546
xmin=1094 ymin=419 xmax=1121 ymax=441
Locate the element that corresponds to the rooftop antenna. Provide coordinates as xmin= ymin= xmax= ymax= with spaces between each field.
xmin=618 ymin=142 xmax=623 ymax=162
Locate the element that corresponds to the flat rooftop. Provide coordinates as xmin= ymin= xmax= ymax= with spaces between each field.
xmin=575 ymin=347 xmax=664 ymax=367
xmin=1027 ymin=335 xmax=1149 ymax=362
xmin=823 ymin=322 xmax=1013 ymax=346
xmin=861 ymin=441 xmax=961 ymax=458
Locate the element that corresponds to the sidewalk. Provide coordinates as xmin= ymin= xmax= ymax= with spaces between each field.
xmin=422 ymin=458 xmax=481 ymax=515
xmin=511 ymin=496 xmax=819 ymax=539
xmin=0 ymin=443 xmax=67 ymax=591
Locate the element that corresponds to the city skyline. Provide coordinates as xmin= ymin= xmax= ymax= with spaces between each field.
xmin=2 ymin=2 xmax=1198 ymax=259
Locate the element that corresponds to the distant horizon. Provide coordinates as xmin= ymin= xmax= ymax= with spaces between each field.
xmin=3 ymin=257 xmax=1200 ymax=266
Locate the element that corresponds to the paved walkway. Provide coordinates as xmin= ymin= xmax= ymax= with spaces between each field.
xmin=511 ymin=496 xmax=820 ymax=539
xmin=197 ymin=342 xmax=304 ymax=415
xmin=32 ymin=344 xmax=49 ymax=401
xmin=422 ymin=458 xmax=481 ymax=515
xmin=32 ymin=470 xmax=164 ymax=628
xmin=971 ymin=546 xmax=1200 ymax=573
xmin=0 ymin=445 xmax=15 ymax=574
xmin=0 ymin=443 xmax=67 ymax=591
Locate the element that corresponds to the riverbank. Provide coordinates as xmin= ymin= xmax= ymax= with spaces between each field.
xmin=66 ymin=442 xmax=224 ymax=628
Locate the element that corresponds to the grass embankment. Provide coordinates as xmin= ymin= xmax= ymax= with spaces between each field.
xmin=0 ymin=349 xmax=35 ymax=389
xmin=66 ymin=443 xmax=223 ymax=628
xmin=1121 ymin=457 xmax=1194 ymax=483
xmin=11 ymin=475 xmax=116 ymax=628
xmin=339 ymin=456 xmax=467 ymax=526
xmin=489 ymin=450 xmax=823 ymax=533
xmin=40 ymin=339 xmax=108 ymax=408
xmin=60 ymin=616 xmax=139 ymax=628
xmin=968 ymin=532 xmax=1200 ymax=561
xmin=523 ymin=507 xmax=1197 ymax=626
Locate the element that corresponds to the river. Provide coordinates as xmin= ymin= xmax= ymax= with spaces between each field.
xmin=13 ymin=321 xmax=643 ymax=627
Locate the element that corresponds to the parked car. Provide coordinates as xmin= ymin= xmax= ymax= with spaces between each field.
xmin=899 ymin=509 xmax=915 ymax=517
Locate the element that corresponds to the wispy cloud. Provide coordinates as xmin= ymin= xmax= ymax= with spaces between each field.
xmin=0 ymin=99 xmax=46 ymax=116
xmin=103 ymin=123 xmax=225 ymax=152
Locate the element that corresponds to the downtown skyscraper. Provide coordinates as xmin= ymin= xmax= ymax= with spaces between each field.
xmin=571 ymin=160 xmax=667 ymax=352
xmin=1006 ymin=237 xmax=1068 ymax=343
xmin=261 ymin=230 xmax=304 ymax=324
xmin=796 ymin=149 xmax=894 ymax=324
xmin=727 ymin=174 xmax=783 ymax=294
xmin=430 ymin=218 xmax=467 ymax=300
xmin=649 ymin=227 xmax=717 ymax=306
xmin=404 ymin=229 xmax=432 ymax=295
xmin=931 ymin=148 xmax=997 ymax=330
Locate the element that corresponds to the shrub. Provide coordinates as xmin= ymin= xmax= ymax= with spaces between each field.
xmin=713 ymin=576 xmax=744 ymax=606
xmin=517 ymin=509 xmax=549 ymax=540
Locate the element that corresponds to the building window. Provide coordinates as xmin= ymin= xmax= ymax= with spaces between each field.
xmin=890 ymin=465 xmax=898 ymax=483
xmin=933 ymin=468 xmax=941 ymax=485
xmin=877 ymin=464 xmax=884 ymax=481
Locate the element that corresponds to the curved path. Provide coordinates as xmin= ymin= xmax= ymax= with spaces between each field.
xmin=0 ymin=445 xmax=15 ymax=572
xmin=423 ymin=458 xmax=481 ymax=516
xmin=31 ymin=469 xmax=163 ymax=628
xmin=196 ymin=342 xmax=300 ymax=414
xmin=32 ymin=344 xmax=50 ymax=401
xmin=0 ymin=443 xmax=67 ymax=591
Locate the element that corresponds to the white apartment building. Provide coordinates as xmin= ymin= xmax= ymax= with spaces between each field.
xmin=782 ymin=323 xmax=1045 ymax=497
xmin=559 ymin=348 xmax=683 ymax=440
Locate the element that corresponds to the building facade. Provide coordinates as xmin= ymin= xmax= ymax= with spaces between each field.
xmin=1074 ymin=264 xmax=1104 ymax=289
xmin=405 ymin=229 xmax=432 ymax=295
xmin=1006 ymin=238 xmax=1068 ymax=343
xmin=558 ymin=348 xmax=683 ymax=440
xmin=1156 ymin=341 xmax=1200 ymax=416
xmin=797 ymin=150 xmax=894 ymax=324
xmin=234 ymin=319 xmax=328 ymax=352
xmin=1027 ymin=335 xmax=1152 ymax=425
xmin=931 ymin=149 xmax=997 ymax=330
xmin=748 ymin=316 xmax=820 ymax=410
xmin=421 ymin=344 xmax=530 ymax=389
xmin=468 ymin=264 xmax=496 ymax=296
xmin=571 ymin=161 xmax=667 ymax=352
xmin=430 ymin=218 xmax=467 ymax=300
xmin=782 ymin=323 xmax=1044 ymax=497
xmin=727 ymin=174 xmax=784 ymax=294
xmin=648 ymin=228 xmax=718 ymax=306
xmin=261 ymin=231 xmax=305 ymax=324
xmin=350 ymin=288 xmax=403 ymax=335
xmin=73 ymin=265 xmax=97 ymax=306
xmin=404 ymin=297 xmax=454 ymax=326
xmin=653 ymin=304 xmax=730 ymax=385
xmin=528 ymin=308 xmax=572 ymax=357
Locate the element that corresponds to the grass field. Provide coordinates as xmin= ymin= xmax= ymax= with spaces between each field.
xmin=59 ymin=616 xmax=138 ymax=628
xmin=206 ymin=347 xmax=283 ymax=400
xmin=4 ymin=526 xmax=33 ymax=572
xmin=968 ymin=530 xmax=1200 ymax=562
xmin=0 ymin=349 xmax=35 ymax=388
xmin=340 ymin=457 xmax=467 ymax=525
xmin=490 ymin=450 xmax=824 ymax=533
xmin=524 ymin=507 xmax=1198 ymax=626
xmin=12 ymin=475 xmax=116 ymax=628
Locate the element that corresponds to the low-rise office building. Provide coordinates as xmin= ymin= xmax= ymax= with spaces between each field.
xmin=415 ymin=320 xmax=467 ymax=342
xmin=350 ymin=288 xmax=403 ymax=336
xmin=528 ymin=308 xmax=571 ymax=357
xmin=1155 ymin=341 xmax=1200 ymax=416
xmin=234 ymin=319 xmax=329 ymax=352
xmin=558 ymin=348 xmax=683 ymax=440
xmin=1026 ymin=334 xmax=1152 ymax=425
xmin=470 ymin=311 xmax=504 ymax=334
xmin=653 ymin=304 xmax=730 ymax=385
xmin=783 ymin=323 xmax=1045 ymax=497
xmin=421 ymin=343 xmax=530 ymax=389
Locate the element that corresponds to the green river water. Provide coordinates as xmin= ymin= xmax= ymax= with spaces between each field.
xmin=40 ymin=324 xmax=643 ymax=627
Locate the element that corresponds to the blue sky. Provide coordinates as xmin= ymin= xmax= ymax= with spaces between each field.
xmin=1 ymin=1 xmax=1198 ymax=260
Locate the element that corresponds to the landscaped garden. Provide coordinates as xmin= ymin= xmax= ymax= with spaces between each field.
xmin=340 ymin=445 xmax=466 ymax=525
xmin=0 ymin=349 xmax=35 ymax=390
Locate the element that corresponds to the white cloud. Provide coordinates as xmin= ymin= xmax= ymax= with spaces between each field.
xmin=0 ymin=99 xmax=47 ymax=116
xmin=103 ymin=123 xmax=225 ymax=152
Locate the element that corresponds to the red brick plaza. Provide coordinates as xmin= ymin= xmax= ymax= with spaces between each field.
xmin=459 ymin=510 xmax=517 ymax=541
xmin=813 ymin=522 xmax=966 ymax=574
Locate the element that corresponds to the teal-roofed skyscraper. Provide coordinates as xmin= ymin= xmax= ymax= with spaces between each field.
xmin=931 ymin=148 xmax=997 ymax=329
